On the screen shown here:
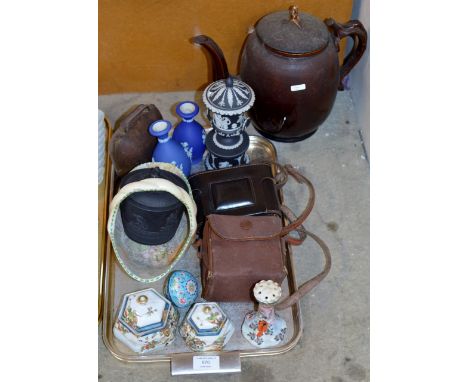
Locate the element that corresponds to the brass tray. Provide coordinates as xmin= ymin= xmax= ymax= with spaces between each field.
xmin=98 ymin=117 xmax=112 ymax=323
xmin=101 ymin=135 xmax=303 ymax=366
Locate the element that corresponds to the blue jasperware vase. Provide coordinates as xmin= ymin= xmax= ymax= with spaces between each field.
xmin=172 ymin=101 xmax=206 ymax=164
xmin=149 ymin=120 xmax=192 ymax=177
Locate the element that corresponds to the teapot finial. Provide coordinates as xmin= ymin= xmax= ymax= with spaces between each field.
xmin=225 ymin=76 xmax=234 ymax=88
xmin=288 ymin=5 xmax=302 ymax=29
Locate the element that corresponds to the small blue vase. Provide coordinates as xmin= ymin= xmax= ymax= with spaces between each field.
xmin=172 ymin=101 xmax=206 ymax=164
xmin=148 ymin=120 xmax=192 ymax=176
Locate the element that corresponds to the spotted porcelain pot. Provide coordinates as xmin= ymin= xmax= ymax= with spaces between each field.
xmin=179 ymin=302 xmax=234 ymax=352
xmin=113 ymin=288 xmax=179 ymax=353
xmin=241 ymin=280 xmax=287 ymax=348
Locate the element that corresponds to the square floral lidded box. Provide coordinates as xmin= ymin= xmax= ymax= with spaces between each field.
xmin=113 ymin=288 xmax=179 ymax=353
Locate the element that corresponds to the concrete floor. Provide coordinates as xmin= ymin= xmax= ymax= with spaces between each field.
xmin=98 ymin=90 xmax=369 ymax=382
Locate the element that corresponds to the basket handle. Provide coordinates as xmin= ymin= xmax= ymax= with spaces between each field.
xmin=107 ymin=168 xmax=198 ymax=283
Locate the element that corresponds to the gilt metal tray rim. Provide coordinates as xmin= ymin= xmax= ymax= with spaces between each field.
xmin=98 ymin=117 xmax=112 ymax=324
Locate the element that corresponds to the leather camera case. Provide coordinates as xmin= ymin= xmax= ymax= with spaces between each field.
xmin=198 ymin=165 xmax=330 ymax=305
xmin=188 ymin=163 xmax=282 ymax=231
xmin=110 ymin=104 xmax=162 ymax=177
xmin=200 ymin=214 xmax=288 ymax=302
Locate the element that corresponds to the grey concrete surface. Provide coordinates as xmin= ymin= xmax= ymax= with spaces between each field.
xmin=98 ymin=90 xmax=369 ymax=382
xmin=349 ymin=0 xmax=370 ymax=157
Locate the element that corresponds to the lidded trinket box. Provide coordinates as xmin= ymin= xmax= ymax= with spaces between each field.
xmin=180 ymin=302 xmax=234 ymax=351
xmin=203 ymin=76 xmax=255 ymax=170
xmin=113 ymin=288 xmax=179 ymax=353
xmin=241 ymin=280 xmax=287 ymax=348
xmin=163 ymin=270 xmax=200 ymax=309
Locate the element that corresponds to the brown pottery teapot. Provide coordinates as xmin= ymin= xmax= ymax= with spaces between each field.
xmin=193 ymin=6 xmax=367 ymax=142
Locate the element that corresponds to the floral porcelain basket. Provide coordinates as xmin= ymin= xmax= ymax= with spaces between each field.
xmin=107 ymin=162 xmax=197 ymax=283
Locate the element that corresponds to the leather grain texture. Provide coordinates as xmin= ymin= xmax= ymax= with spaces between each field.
xmin=189 ymin=164 xmax=282 ymax=230
xmin=198 ymin=164 xmax=320 ymax=303
xmin=200 ymin=214 xmax=287 ymax=302
xmin=207 ymin=214 xmax=282 ymax=240
xmin=109 ymin=104 xmax=162 ymax=177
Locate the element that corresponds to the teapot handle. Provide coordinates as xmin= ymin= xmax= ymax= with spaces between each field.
xmin=325 ymin=18 xmax=367 ymax=91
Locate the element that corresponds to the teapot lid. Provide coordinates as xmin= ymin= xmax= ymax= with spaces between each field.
xmin=255 ymin=6 xmax=330 ymax=56
xmin=202 ymin=76 xmax=255 ymax=116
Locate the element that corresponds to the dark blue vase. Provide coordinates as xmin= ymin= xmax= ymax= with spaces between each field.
xmin=172 ymin=101 xmax=206 ymax=164
xmin=149 ymin=120 xmax=192 ymax=176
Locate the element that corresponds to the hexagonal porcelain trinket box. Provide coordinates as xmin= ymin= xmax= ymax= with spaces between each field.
xmin=113 ymin=288 xmax=179 ymax=353
xmin=179 ymin=302 xmax=234 ymax=352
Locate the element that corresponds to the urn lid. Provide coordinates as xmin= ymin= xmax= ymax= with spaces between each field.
xmin=255 ymin=5 xmax=330 ymax=56
xmin=202 ymin=76 xmax=255 ymax=116
xmin=117 ymin=288 xmax=172 ymax=336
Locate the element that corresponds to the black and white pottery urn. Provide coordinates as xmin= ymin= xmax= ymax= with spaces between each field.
xmin=202 ymin=76 xmax=255 ymax=170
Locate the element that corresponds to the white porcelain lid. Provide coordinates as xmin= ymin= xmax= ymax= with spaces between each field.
xmin=118 ymin=288 xmax=171 ymax=335
xmin=187 ymin=303 xmax=227 ymax=336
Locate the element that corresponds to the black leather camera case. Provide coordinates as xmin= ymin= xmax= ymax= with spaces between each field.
xmin=188 ymin=163 xmax=282 ymax=231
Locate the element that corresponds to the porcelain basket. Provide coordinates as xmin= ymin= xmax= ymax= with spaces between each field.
xmin=107 ymin=162 xmax=197 ymax=283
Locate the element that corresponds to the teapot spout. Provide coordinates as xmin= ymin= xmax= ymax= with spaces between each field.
xmin=191 ymin=35 xmax=230 ymax=81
